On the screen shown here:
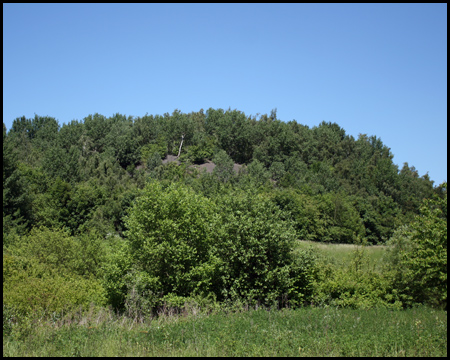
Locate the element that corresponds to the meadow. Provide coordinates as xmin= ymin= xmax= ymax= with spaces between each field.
xmin=4 ymin=241 xmax=447 ymax=357
xmin=294 ymin=240 xmax=387 ymax=271
xmin=3 ymin=304 xmax=446 ymax=357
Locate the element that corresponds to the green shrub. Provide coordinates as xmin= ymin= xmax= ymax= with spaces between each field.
xmin=100 ymin=234 xmax=134 ymax=310
xmin=124 ymin=181 xmax=218 ymax=300
xmin=3 ymin=227 xmax=107 ymax=315
xmin=123 ymin=182 xmax=317 ymax=310
xmin=3 ymin=259 xmax=107 ymax=315
xmin=386 ymin=184 xmax=447 ymax=309
xmin=311 ymin=245 xmax=402 ymax=309
xmin=6 ymin=226 xmax=105 ymax=277
xmin=211 ymin=191 xmax=313 ymax=306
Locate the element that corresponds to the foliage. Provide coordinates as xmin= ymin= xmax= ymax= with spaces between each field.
xmin=184 ymin=133 xmax=216 ymax=164
xmin=2 ymin=109 xmax=446 ymax=318
xmin=146 ymin=152 xmax=163 ymax=171
xmin=3 ymin=227 xmax=107 ymax=315
xmin=212 ymin=149 xmax=234 ymax=183
xmin=246 ymin=159 xmax=270 ymax=189
xmin=211 ymin=191 xmax=314 ymax=306
xmin=3 ymin=264 xmax=107 ymax=315
xmin=123 ymin=183 xmax=316 ymax=309
xmin=100 ymin=234 xmax=133 ymax=310
xmin=311 ymin=249 xmax=401 ymax=309
xmin=124 ymin=182 xmax=218 ymax=301
xmin=3 ymin=124 xmax=33 ymax=236
xmin=315 ymin=192 xmax=365 ymax=243
xmin=386 ymin=183 xmax=447 ymax=308
xmin=140 ymin=136 xmax=167 ymax=166
xmin=5 ymin=226 xmax=105 ymax=277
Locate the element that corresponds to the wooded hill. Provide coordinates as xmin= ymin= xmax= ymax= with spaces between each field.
xmin=3 ymin=108 xmax=444 ymax=245
xmin=3 ymin=108 xmax=447 ymax=313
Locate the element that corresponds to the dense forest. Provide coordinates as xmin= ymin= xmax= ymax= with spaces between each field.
xmin=3 ymin=108 xmax=447 ymax=320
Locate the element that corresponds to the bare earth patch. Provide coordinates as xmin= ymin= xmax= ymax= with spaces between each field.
xmin=162 ymin=156 xmax=244 ymax=174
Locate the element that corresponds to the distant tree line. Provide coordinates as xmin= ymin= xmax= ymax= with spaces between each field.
xmin=3 ymin=109 xmax=443 ymax=244
xmin=3 ymin=109 xmax=446 ymax=315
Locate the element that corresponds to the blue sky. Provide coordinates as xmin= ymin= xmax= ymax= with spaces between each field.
xmin=3 ymin=3 xmax=447 ymax=184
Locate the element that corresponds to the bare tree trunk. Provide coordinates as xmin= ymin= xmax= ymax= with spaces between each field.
xmin=177 ymin=134 xmax=185 ymax=158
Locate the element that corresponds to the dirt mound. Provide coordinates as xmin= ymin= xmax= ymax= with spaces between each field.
xmin=160 ymin=156 xmax=244 ymax=175
xmin=162 ymin=155 xmax=180 ymax=165
xmin=190 ymin=160 xmax=216 ymax=173
xmin=190 ymin=160 xmax=244 ymax=174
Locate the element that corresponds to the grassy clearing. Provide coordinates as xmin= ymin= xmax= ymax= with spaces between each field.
xmin=3 ymin=305 xmax=447 ymax=357
xmin=294 ymin=240 xmax=388 ymax=271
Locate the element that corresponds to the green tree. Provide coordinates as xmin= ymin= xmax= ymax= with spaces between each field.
xmin=246 ymin=159 xmax=270 ymax=188
xmin=212 ymin=191 xmax=311 ymax=306
xmin=83 ymin=113 xmax=110 ymax=153
xmin=104 ymin=113 xmax=140 ymax=169
xmin=3 ymin=123 xmax=32 ymax=239
xmin=184 ymin=133 xmax=216 ymax=164
xmin=212 ymin=149 xmax=234 ymax=183
xmin=124 ymin=182 xmax=218 ymax=299
xmin=269 ymin=161 xmax=286 ymax=183
xmin=387 ymin=183 xmax=447 ymax=308
xmin=146 ymin=152 xmax=163 ymax=171
xmin=316 ymin=192 xmax=365 ymax=243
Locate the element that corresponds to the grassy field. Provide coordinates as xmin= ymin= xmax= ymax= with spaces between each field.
xmin=294 ymin=240 xmax=388 ymax=272
xmin=4 ymin=241 xmax=446 ymax=357
xmin=3 ymin=305 xmax=446 ymax=357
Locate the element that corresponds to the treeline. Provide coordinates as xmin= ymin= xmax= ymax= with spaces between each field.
xmin=3 ymin=109 xmax=447 ymax=316
xmin=3 ymin=108 xmax=444 ymax=244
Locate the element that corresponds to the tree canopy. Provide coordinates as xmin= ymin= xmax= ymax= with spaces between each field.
xmin=3 ymin=109 xmax=446 ymax=314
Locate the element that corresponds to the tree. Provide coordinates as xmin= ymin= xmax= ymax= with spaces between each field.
xmin=124 ymin=182 xmax=218 ymax=299
xmin=387 ymin=183 xmax=447 ymax=308
xmin=212 ymin=149 xmax=234 ymax=183
xmin=3 ymin=123 xmax=32 ymax=239
xmin=211 ymin=191 xmax=311 ymax=306
xmin=269 ymin=161 xmax=286 ymax=183
xmin=146 ymin=152 xmax=163 ymax=171
xmin=83 ymin=113 xmax=110 ymax=153
xmin=104 ymin=114 xmax=140 ymax=169
xmin=184 ymin=132 xmax=216 ymax=164
xmin=246 ymin=159 xmax=270 ymax=188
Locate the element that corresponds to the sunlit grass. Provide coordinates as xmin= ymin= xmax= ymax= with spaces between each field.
xmin=294 ymin=240 xmax=388 ymax=272
xmin=4 ymin=242 xmax=445 ymax=357
xmin=3 ymin=305 xmax=446 ymax=357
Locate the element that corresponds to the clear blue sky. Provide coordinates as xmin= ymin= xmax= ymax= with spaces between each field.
xmin=3 ymin=3 xmax=447 ymax=184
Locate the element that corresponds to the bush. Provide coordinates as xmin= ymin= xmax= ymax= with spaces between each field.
xmin=6 ymin=226 xmax=105 ymax=277
xmin=386 ymin=183 xmax=447 ymax=309
xmin=311 ymin=245 xmax=402 ymax=309
xmin=3 ymin=226 xmax=107 ymax=315
xmin=100 ymin=234 xmax=134 ymax=310
xmin=211 ymin=191 xmax=312 ymax=306
xmin=124 ymin=181 xmax=218 ymax=300
xmin=123 ymin=182 xmax=317 ymax=310
xmin=3 ymin=254 xmax=106 ymax=315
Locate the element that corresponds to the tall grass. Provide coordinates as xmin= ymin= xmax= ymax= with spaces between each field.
xmin=3 ymin=304 xmax=447 ymax=357
xmin=294 ymin=240 xmax=387 ymax=272
xmin=4 ymin=242 xmax=446 ymax=356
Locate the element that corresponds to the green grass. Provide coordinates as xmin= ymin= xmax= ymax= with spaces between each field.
xmin=295 ymin=240 xmax=388 ymax=272
xmin=4 ymin=242 xmax=446 ymax=356
xmin=3 ymin=305 xmax=447 ymax=357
